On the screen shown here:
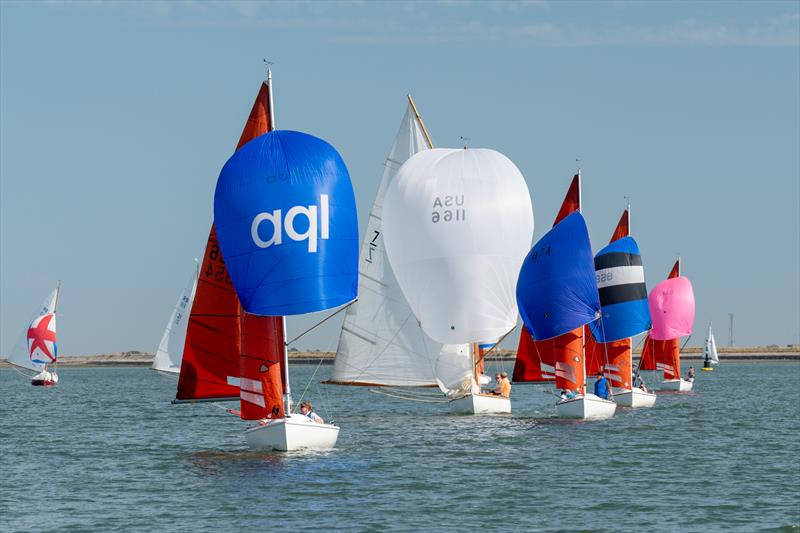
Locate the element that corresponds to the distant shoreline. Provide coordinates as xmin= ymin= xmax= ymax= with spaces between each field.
xmin=1 ymin=347 xmax=798 ymax=367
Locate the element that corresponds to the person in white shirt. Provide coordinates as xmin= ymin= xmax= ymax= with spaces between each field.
xmin=299 ymin=401 xmax=324 ymax=424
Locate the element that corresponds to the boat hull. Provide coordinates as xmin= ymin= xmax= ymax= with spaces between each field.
xmin=449 ymin=393 xmax=511 ymax=414
xmin=556 ymin=393 xmax=616 ymax=420
xmin=660 ymin=378 xmax=694 ymax=391
xmin=244 ymin=415 xmax=340 ymax=452
xmin=614 ymin=388 xmax=657 ymax=408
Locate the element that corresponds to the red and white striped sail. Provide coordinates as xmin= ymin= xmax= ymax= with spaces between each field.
xmin=513 ymin=174 xmax=583 ymax=391
xmin=176 ymin=80 xmax=285 ymax=407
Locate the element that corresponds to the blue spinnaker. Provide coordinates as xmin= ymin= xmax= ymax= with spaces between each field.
xmin=516 ymin=212 xmax=600 ymax=341
xmin=590 ymin=236 xmax=651 ymax=343
xmin=214 ymin=130 xmax=358 ymax=316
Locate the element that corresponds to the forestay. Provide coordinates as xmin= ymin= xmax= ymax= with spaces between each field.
xmin=8 ymin=288 xmax=58 ymax=373
xmin=330 ymin=102 xmax=443 ymax=386
xmin=153 ymin=268 xmax=197 ymax=374
xmin=382 ymin=148 xmax=534 ymax=345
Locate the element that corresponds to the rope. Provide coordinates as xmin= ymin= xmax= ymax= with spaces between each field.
xmin=369 ymin=388 xmax=449 ymax=403
xmin=285 ymin=300 xmax=356 ymax=346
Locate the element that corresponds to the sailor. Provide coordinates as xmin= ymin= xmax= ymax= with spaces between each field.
xmin=687 ymin=366 xmax=696 ymax=381
xmin=594 ymin=372 xmax=611 ymax=400
xmin=299 ymin=401 xmax=324 ymax=424
xmin=560 ymin=389 xmax=576 ymax=400
xmin=491 ymin=371 xmax=511 ymax=398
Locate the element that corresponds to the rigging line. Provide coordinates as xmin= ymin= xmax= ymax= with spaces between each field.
xmin=285 ymin=299 xmax=357 ymax=346
xmin=473 ymin=329 xmax=513 ymax=368
xmin=295 ymin=354 xmax=327 ymax=413
xmin=369 ymin=388 xmax=449 ymax=403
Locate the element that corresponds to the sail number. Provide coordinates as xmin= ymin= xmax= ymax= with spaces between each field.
xmin=431 ymin=195 xmax=465 ymax=223
xmin=596 ymin=271 xmax=613 ymax=283
xmin=205 ymin=243 xmax=233 ymax=285
xmin=530 ymin=245 xmax=551 ymax=260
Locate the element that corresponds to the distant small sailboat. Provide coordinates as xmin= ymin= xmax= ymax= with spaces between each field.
xmin=702 ymin=322 xmax=719 ymax=371
xmin=516 ymin=173 xmax=614 ymax=420
xmin=382 ymin=145 xmax=534 ymax=414
xmin=641 ymin=259 xmax=696 ymax=391
xmin=8 ymin=285 xmax=61 ymax=386
xmin=152 ymin=266 xmax=197 ymax=375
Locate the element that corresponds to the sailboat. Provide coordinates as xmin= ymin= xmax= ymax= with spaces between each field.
xmin=641 ymin=259 xmax=696 ymax=391
xmin=517 ymin=173 xmax=615 ymax=420
xmin=8 ymin=285 xmax=61 ymax=386
xmin=382 ymin=145 xmax=534 ymax=414
xmin=327 ymin=96 xmax=459 ymax=389
xmin=512 ymin=175 xmax=580 ymax=387
xmin=588 ymin=207 xmax=656 ymax=408
xmin=213 ymin=74 xmax=358 ymax=451
xmin=152 ymin=265 xmax=197 ymax=375
xmin=702 ymin=322 xmax=719 ymax=370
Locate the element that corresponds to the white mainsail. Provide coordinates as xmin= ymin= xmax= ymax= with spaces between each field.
xmin=8 ymin=287 xmax=59 ymax=373
xmin=330 ymin=99 xmax=444 ymax=386
xmin=704 ymin=322 xmax=719 ymax=365
xmin=382 ymin=148 xmax=534 ymax=345
xmin=153 ymin=267 xmax=198 ymax=374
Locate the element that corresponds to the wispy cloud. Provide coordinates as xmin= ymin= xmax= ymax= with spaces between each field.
xmin=30 ymin=1 xmax=800 ymax=47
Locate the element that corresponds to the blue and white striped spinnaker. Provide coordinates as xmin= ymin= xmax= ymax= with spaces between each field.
xmin=589 ymin=236 xmax=650 ymax=343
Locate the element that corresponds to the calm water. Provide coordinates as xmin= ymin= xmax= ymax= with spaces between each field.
xmin=1 ymin=362 xmax=798 ymax=532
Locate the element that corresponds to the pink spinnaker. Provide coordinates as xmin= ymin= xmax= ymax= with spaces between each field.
xmin=648 ymin=276 xmax=695 ymax=340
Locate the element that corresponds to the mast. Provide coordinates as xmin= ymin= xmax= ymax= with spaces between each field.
xmin=407 ymin=94 xmax=433 ymax=149
xmin=578 ymin=168 xmax=586 ymax=393
xmin=269 ymin=66 xmax=292 ymax=414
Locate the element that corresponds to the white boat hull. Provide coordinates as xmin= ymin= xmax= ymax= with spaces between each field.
xmin=244 ymin=415 xmax=340 ymax=452
xmin=449 ymin=393 xmax=511 ymax=414
xmin=614 ymin=388 xmax=657 ymax=408
xmin=556 ymin=393 xmax=616 ymax=420
xmin=659 ymin=378 xmax=693 ymax=391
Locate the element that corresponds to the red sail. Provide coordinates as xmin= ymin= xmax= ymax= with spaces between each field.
xmin=177 ymin=81 xmax=283 ymax=402
xmin=235 ymin=81 xmax=287 ymax=420
xmin=177 ymin=226 xmax=241 ymax=400
xmin=513 ymin=174 xmax=581 ymax=384
xmin=668 ymin=259 xmax=680 ymax=279
xmin=553 ymin=329 xmax=585 ymax=393
xmin=240 ymin=313 xmax=285 ymax=420
xmin=553 ymin=174 xmax=580 ymax=226
xmin=512 ymin=326 xmax=555 ymax=382
xmin=584 ymin=327 xmax=603 ymax=376
xmin=639 ymin=334 xmax=657 ymax=371
xmin=610 ymin=209 xmax=629 ymax=244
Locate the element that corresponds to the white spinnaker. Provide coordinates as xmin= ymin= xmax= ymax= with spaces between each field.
xmin=704 ymin=323 xmax=719 ymax=365
xmin=383 ymin=148 xmax=534 ymax=345
xmin=331 ymin=102 xmax=444 ymax=386
xmin=434 ymin=344 xmax=474 ymax=395
xmin=153 ymin=268 xmax=198 ymax=374
xmin=8 ymin=288 xmax=59 ymax=372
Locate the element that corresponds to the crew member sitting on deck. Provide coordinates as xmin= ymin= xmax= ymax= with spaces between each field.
xmin=687 ymin=366 xmax=696 ymax=381
xmin=299 ymin=401 xmax=324 ymax=424
xmin=594 ymin=372 xmax=611 ymax=400
xmin=491 ymin=372 xmax=511 ymax=398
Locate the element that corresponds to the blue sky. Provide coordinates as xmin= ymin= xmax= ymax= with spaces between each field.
xmin=1 ymin=0 xmax=798 ymax=355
